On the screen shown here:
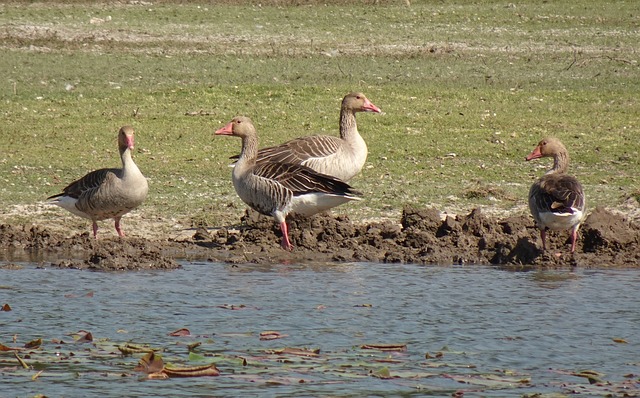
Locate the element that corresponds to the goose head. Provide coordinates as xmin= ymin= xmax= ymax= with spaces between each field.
xmin=118 ymin=126 xmax=135 ymax=153
xmin=525 ymin=137 xmax=567 ymax=161
xmin=215 ymin=116 xmax=256 ymax=138
xmin=343 ymin=92 xmax=382 ymax=114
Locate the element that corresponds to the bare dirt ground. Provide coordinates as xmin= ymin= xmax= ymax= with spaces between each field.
xmin=1 ymin=202 xmax=638 ymax=271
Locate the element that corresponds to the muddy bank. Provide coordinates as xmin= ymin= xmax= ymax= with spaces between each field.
xmin=0 ymin=206 xmax=638 ymax=270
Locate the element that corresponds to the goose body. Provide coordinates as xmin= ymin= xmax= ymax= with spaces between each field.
xmin=525 ymin=137 xmax=585 ymax=253
xmin=48 ymin=126 xmax=148 ymax=238
xmin=216 ymin=116 xmax=361 ymax=250
xmin=234 ymin=92 xmax=381 ymax=182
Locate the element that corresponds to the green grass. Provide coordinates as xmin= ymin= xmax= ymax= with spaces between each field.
xmin=1 ymin=0 xmax=638 ymax=228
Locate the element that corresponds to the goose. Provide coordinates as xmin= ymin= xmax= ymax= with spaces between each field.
xmin=216 ymin=116 xmax=361 ymax=251
xmin=47 ymin=126 xmax=149 ymax=238
xmin=232 ymin=92 xmax=381 ymax=182
xmin=525 ymin=137 xmax=586 ymax=253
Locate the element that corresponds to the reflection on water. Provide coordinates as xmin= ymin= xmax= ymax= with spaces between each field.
xmin=1 ymin=262 xmax=639 ymax=397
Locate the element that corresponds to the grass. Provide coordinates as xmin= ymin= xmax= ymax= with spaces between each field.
xmin=1 ymin=0 xmax=638 ymax=229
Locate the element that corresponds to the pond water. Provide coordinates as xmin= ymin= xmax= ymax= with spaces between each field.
xmin=1 ymin=262 xmax=639 ymax=397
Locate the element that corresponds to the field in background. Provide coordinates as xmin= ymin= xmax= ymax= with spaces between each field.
xmin=1 ymin=0 xmax=638 ymax=232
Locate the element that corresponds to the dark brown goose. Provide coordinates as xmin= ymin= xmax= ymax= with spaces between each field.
xmin=233 ymin=92 xmax=381 ymax=182
xmin=47 ymin=126 xmax=149 ymax=238
xmin=525 ymin=137 xmax=586 ymax=253
xmin=216 ymin=116 xmax=361 ymax=251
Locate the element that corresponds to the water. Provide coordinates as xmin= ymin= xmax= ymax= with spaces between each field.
xmin=1 ymin=262 xmax=639 ymax=397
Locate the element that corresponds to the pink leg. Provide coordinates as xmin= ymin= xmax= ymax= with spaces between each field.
xmin=279 ymin=221 xmax=293 ymax=251
xmin=570 ymin=228 xmax=578 ymax=253
xmin=92 ymin=221 xmax=99 ymax=239
xmin=540 ymin=229 xmax=547 ymax=251
xmin=114 ymin=217 xmax=125 ymax=237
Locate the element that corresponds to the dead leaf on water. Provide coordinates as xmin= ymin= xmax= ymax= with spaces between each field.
xmin=118 ymin=343 xmax=159 ymax=355
xmin=135 ymin=352 xmax=165 ymax=374
xmin=168 ymin=328 xmax=191 ymax=337
xmin=425 ymin=351 xmax=444 ymax=359
xmin=361 ymin=343 xmax=407 ymax=352
xmin=571 ymin=369 xmax=604 ymax=384
xmin=1 ymin=303 xmax=11 ymax=311
xmin=268 ymin=347 xmax=320 ymax=357
xmin=164 ymin=363 xmax=220 ymax=377
xmin=76 ymin=332 xmax=93 ymax=343
xmin=24 ymin=338 xmax=42 ymax=349
xmin=0 ymin=343 xmax=22 ymax=351
xmin=260 ymin=331 xmax=288 ymax=340
xmin=187 ymin=342 xmax=201 ymax=351
xmin=612 ymin=338 xmax=628 ymax=344
xmin=135 ymin=351 xmax=220 ymax=378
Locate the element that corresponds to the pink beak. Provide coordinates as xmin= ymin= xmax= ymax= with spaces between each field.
xmin=215 ymin=122 xmax=234 ymax=136
xmin=126 ymin=135 xmax=135 ymax=150
xmin=525 ymin=145 xmax=542 ymax=161
xmin=363 ymin=99 xmax=382 ymax=113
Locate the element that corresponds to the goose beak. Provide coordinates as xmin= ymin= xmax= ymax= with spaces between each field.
xmin=363 ymin=99 xmax=382 ymax=113
xmin=526 ymin=145 xmax=542 ymax=161
xmin=215 ymin=122 xmax=234 ymax=136
xmin=126 ymin=135 xmax=135 ymax=150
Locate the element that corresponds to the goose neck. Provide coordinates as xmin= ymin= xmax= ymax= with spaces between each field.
xmin=339 ymin=108 xmax=358 ymax=140
xmin=547 ymin=151 xmax=569 ymax=175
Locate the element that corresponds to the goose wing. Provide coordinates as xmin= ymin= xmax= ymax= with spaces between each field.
xmin=252 ymin=162 xmax=359 ymax=197
xmin=532 ymin=174 xmax=585 ymax=214
xmin=48 ymin=168 xmax=119 ymax=200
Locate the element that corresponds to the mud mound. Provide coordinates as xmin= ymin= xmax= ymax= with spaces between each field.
xmin=1 ymin=205 xmax=639 ymax=269
xmin=0 ymin=224 xmax=180 ymax=271
xmin=187 ymin=206 xmax=640 ymax=268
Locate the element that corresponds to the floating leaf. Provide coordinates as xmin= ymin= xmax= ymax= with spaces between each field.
xmin=0 ymin=343 xmax=22 ymax=351
xmin=571 ymin=370 xmax=604 ymax=384
xmin=24 ymin=338 xmax=42 ymax=349
xmin=135 ymin=351 xmax=220 ymax=378
xmin=168 ymin=328 xmax=191 ymax=337
xmin=361 ymin=343 xmax=407 ymax=352
xmin=163 ymin=363 xmax=220 ymax=377
xmin=1 ymin=303 xmax=11 ymax=311
xmin=425 ymin=351 xmax=444 ymax=359
xmin=118 ymin=343 xmax=159 ymax=356
xmin=354 ymin=304 xmax=373 ymax=307
xmin=76 ymin=332 xmax=93 ymax=343
xmin=188 ymin=351 xmax=206 ymax=362
xmin=612 ymin=338 xmax=628 ymax=344
xmin=187 ymin=342 xmax=202 ymax=351
xmin=371 ymin=366 xmax=393 ymax=379
xmin=68 ymin=330 xmax=93 ymax=343
xmin=268 ymin=347 xmax=320 ymax=357
xmin=134 ymin=352 xmax=165 ymax=374
xmin=260 ymin=331 xmax=288 ymax=340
